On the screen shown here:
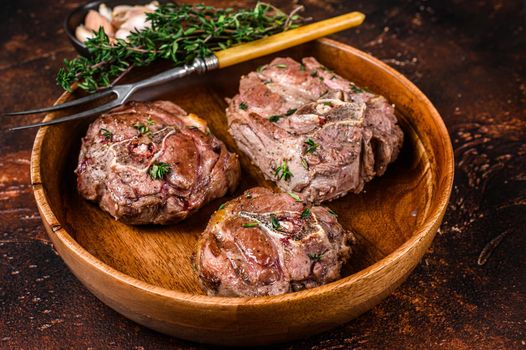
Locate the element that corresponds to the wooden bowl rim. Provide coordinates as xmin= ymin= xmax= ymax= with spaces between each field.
xmin=31 ymin=38 xmax=454 ymax=307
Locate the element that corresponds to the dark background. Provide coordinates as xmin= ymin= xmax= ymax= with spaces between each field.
xmin=1 ymin=0 xmax=525 ymax=349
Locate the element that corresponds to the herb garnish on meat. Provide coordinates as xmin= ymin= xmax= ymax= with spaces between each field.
xmin=270 ymin=215 xmax=281 ymax=230
xmin=133 ymin=122 xmax=151 ymax=136
xmin=304 ymin=138 xmax=318 ymax=153
xmin=275 ymin=160 xmax=293 ymax=181
xmin=100 ymin=128 xmax=112 ymax=140
xmin=148 ymin=161 xmax=171 ymax=180
xmin=287 ymin=192 xmax=302 ymax=202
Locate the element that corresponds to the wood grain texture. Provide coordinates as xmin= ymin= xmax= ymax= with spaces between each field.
xmin=30 ymin=38 xmax=453 ymax=346
xmin=1 ymin=1 xmax=525 ymax=349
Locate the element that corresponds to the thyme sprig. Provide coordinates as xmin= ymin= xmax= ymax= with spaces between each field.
xmin=149 ymin=162 xmax=171 ymax=180
xmin=57 ymin=2 xmax=303 ymax=92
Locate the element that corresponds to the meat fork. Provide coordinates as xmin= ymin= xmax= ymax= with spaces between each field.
xmin=6 ymin=12 xmax=364 ymax=131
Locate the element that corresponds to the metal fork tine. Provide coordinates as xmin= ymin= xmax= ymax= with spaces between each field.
xmin=4 ymin=89 xmax=115 ymax=116
xmin=9 ymin=100 xmax=122 ymax=131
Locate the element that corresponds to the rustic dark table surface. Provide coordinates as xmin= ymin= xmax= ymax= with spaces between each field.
xmin=1 ymin=0 xmax=525 ymax=349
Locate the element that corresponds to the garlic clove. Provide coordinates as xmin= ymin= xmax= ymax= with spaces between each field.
xmin=112 ymin=5 xmax=133 ymax=27
xmin=98 ymin=3 xmax=112 ymax=22
xmin=120 ymin=13 xmax=152 ymax=32
xmin=145 ymin=1 xmax=160 ymax=11
xmin=115 ymin=28 xmax=131 ymax=41
xmin=85 ymin=9 xmax=115 ymax=37
xmin=75 ymin=24 xmax=95 ymax=43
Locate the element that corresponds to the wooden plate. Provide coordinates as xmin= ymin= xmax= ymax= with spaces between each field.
xmin=31 ymin=38 xmax=454 ymax=346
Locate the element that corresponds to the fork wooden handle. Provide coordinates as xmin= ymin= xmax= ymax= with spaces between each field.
xmin=214 ymin=12 xmax=365 ymax=68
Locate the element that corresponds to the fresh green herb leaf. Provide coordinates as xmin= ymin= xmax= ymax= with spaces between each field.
xmin=268 ymin=115 xmax=281 ymax=122
xmin=327 ymin=207 xmax=338 ymax=216
xmin=100 ymin=128 xmax=112 ymax=140
xmin=299 ymin=63 xmax=306 ymax=71
xmin=239 ymin=102 xmax=248 ymax=110
xmin=322 ymin=101 xmax=332 ymax=106
xmin=285 ymin=108 xmax=297 ymax=116
xmin=148 ymin=162 xmax=171 ymax=180
xmin=218 ymin=203 xmax=225 ymax=210
xmin=304 ymin=138 xmax=318 ymax=153
xmin=56 ymin=3 xmax=303 ymax=92
xmin=287 ymin=192 xmax=302 ymax=202
xmin=146 ymin=116 xmax=155 ymax=125
xmin=308 ymin=252 xmax=324 ymax=262
xmin=275 ymin=160 xmax=293 ymax=181
xmin=242 ymin=222 xmax=258 ymax=228
xmin=301 ymin=207 xmax=311 ymax=219
xmin=133 ymin=122 xmax=151 ymax=136
xmin=350 ymin=84 xmax=364 ymax=93
xmin=276 ymin=64 xmax=288 ymax=68
xmin=310 ymin=70 xmax=318 ymax=77
xmin=270 ymin=215 xmax=281 ymax=230
xmin=256 ymin=65 xmax=266 ymax=73
xmin=301 ymin=157 xmax=309 ymax=170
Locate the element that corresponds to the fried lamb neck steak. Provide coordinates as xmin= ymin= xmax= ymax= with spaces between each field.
xmin=226 ymin=57 xmax=403 ymax=203
xmin=76 ymin=100 xmax=240 ymax=225
xmin=195 ymin=187 xmax=355 ymax=297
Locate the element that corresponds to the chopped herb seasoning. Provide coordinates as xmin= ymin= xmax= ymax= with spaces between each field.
xmin=301 ymin=207 xmax=311 ymax=219
xmin=285 ymin=108 xmax=297 ymax=116
xmin=304 ymin=138 xmax=318 ymax=153
xmin=239 ymin=102 xmax=248 ymax=110
xmin=270 ymin=215 xmax=281 ymax=230
xmin=146 ymin=116 xmax=154 ymax=125
xmin=276 ymin=64 xmax=288 ymax=68
xmin=350 ymin=84 xmax=364 ymax=93
xmin=133 ymin=122 xmax=151 ymax=136
xmin=319 ymin=76 xmax=324 ymax=81
xmin=322 ymin=101 xmax=332 ymax=106
xmin=100 ymin=128 xmax=112 ymax=140
xmin=330 ymin=75 xmax=336 ymax=80
xmin=301 ymin=157 xmax=309 ymax=170
xmin=275 ymin=160 xmax=293 ymax=181
xmin=327 ymin=207 xmax=338 ymax=216
xmin=242 ymin=222 xmax=258 ymax=228
xmin=148 ymin=162 xmax=171 ymax=180
xmin=263 ymin=79 xmax=272 ymax=84
xmin=256 ymin=65 xmax=266 ymax=73
xmin=218 ymin=203 xmax=225 ymax=210
xmin=246 ymin=192 xmax=252 ymax=199
xmin=287 ymin=192 xmax=302 ymax=202
xmin=310 ymin=70 xmax=318 ymax=77
xmin=268 ymin=115 xmax=281 ymax=122
xmin=299 ymin=63 xmax=306 ymax=71
xmin=308 ymin=252 xmax=324 ymax=262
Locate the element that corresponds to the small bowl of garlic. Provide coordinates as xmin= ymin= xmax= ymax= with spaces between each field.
xmin=65 ymin=0 xmax=163 ymax=55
